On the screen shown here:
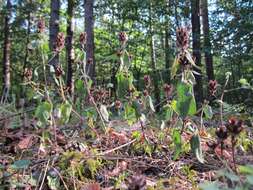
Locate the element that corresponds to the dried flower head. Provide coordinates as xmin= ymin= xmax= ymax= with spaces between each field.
xmin=226 ymin=117 xmax=243 ymax=135
xmin=54 ymin=66 xmax=63 ymax=77
xmin=87 ymin=58 xmax=93 ymax=65
xmin=208 ymin=80 xmax=218 ymax=96
xmin=143 ymin=75 xmax=151 ymax=87
xmin=176 ymin=27 xmax=189 ymax=50
xmin=37 ymin=18 xmax=45 ymax=33
xmin=178 ymin=52 xmax=191 ymax=67
xmin=215 ymin=125 xmax=228 ymax=140
xmin=115 ymin=100 xmax=122 ymax=109
xmin=79 ymin=32 xmax=87 ymax=45
xmin=54 ymin=32 xmax=65 ymax=52
xmin=163 ymin=84 xmax=173 ymax=98
xmin=143 ymin=89 xmax=149 ymax=97
xmin=206 ymin=141 xmax=218 ymax=150
xmin=118 ymin=32 xmax=128 ymax=44
xmin=24 ymin=68 xmax=33 ymax=81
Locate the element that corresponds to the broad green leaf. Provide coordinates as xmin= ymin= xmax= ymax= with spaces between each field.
xmin=172 ymin=129 xmax=182 ymax=160
xmin=116 ymin=71 xmax=133 ymax=98
xmin=59 ymin=101 xmax=72 ymax=124
xmin=11 ymin=160 xmax=31 ymax=170
xmin=190 ymin=131 xmax=204 ymax=163
xmin=203 ymin=105 xmax=213 ymax=119
xmin=35 ymin=101 xmax=53 ymax=127
xmin=174 ymin=83 xmax=196 ymax=117
xmin=238 ymin=165 xmax=253 ymax=175
xmin=100 ymin=104 xmax=109 ymax=122
xmin=75 ymin=79 xmax=85 ymax=92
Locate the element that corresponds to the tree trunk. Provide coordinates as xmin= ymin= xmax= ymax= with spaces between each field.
xmin=66 ymin=0 xmax=75 ymax=95
xmin=149 ymin=1 xmax=160 ymax=111
xmin=191 ymin=0 xmax=203 ymax=103
xmin=49 ymin=0 xmax=60 ymax=66
xmin=1 ymin=0 xmax=11 ymax=102
xmin=23 ymin=13 xmax=31 ymax=80
xmin=200 ymin=0 xmax=214 ymax=81
xmin=84 ymin=0 xmax=95 ymax=80
xmin=165 ymin=1 xmax=171 ymax=84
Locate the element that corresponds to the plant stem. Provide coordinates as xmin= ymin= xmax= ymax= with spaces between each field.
xmin=220 ymin=76 xmax=229 ymax=126
xmin=231 ymin=136 xmax=237 ymax=172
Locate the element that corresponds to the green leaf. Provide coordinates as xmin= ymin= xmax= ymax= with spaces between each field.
xmin=116 ymin=71 xmax=133 ymax=98
xmin=190 ymin=131 xmax=204 ymax=163
xmin=11 ymin=160 xmax=31 ymax=170
xmin=147 ymin=95 xmax=155 ymax=112
xmin=161 ymin=104 xmax=174 ymax=121
xmin=75 ymin=79 xmax=85 ymax=92
xmin=132 ymin=100 xmax=142 ymax=118
xmin=174 ymin=83 xmax=196 ymax=117
xmin=203 ymin=105 xmax=213 ymax=119
xmin=238 ymin=165 xmax=253 ymax=175
xmin=35 ymin=101 xmax=53 ymax=127
xmin=132 ymin=131 xmax=142 ymax=140
xmin=246 ymin=175 xmax=253 ymax=185
xmin=124 ymin=104 xmax=137 ymax=125
xmin=59 ymin=101 xmax=72 ymax=124
xmin=199 ymin=182 xmax=221 ymax=190
xmin=100 ymin=104 xmax=109 ymax=122
xmin=47 ymin=175 xmax=60 ymax=190
xmin=172 ymin=130 xmax=182 ymax=160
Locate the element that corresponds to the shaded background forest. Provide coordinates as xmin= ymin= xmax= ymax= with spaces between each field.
xmin=0 ymin=0 xmax=253 ymax=106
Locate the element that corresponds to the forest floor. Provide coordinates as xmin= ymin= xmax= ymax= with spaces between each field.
xmin=0 ymin=107 xmax=253 ymax=190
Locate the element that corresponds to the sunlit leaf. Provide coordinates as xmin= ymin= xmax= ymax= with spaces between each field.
xmin=100 ymin=104 xmax=109 ymax=122
xmin=59 ymin=101 xmax=72 ymax=124
xmin=172 ymin=129 xmax=182 ymax=160
xmin=190 ymin=131 xmax=204 ymax=163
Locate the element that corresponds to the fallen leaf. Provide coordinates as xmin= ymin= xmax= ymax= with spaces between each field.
xmin=18 ymin=135 xmax=33 ymax=150
xmin=81 ymin=183 xmax=100 ymax=190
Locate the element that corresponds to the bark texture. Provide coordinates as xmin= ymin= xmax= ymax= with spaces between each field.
xmin=201 ymin=0 xmax=215 ymax=80
xmin=66 ymin=0 xmax=75 ymax=95
xmin=191 ymin=0 xmax=203 ymax=103
xmin=2 ymin=0 xmax=11 ymax=102
xmin=84 ymin=0 xmax=96 ymax=80
xmin=49 ymin=0 xmax=60 ymax=66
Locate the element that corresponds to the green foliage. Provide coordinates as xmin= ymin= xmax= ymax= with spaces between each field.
xmin=172 ymin=129 xmax=182 ymax=160
xmin=172 ymin=83 xmax=196 ymax=118
xmin=11 ymin=160 xmax=31 ymax=170
xmin=47 ymin=175 xmax=60 ymax=190
xmin=35 ymin=101 xmax=53 ymax=127
xmin=190 ymin=131 xmax=204 ymax=163
xmin=200 ymin=166 xmax=253 ymax=190
xmin=116 ymin=71 xmax=133 ymax=98
xmin=124 ymin=104 xmax=138 ymax=125
xmin=203 ymin=104 xmax=213 ymax=119
xmin=58 ymin=101 xmax=72 ymax=124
